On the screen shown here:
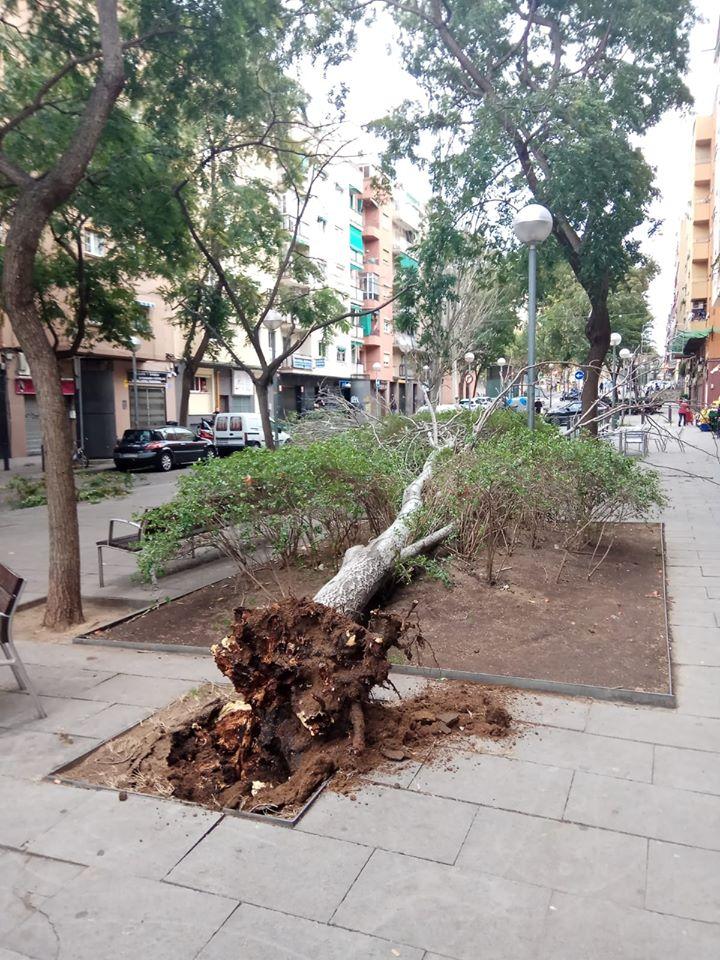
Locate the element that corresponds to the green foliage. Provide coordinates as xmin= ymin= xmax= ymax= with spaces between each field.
xmin=136 ymin=430 xmax=418 ymax=581
xmin=395 ymin=554 xmax=454 ymax=589
xmin=420 ymin=411 xmax=665 ymax=580
xmin=5 ymin=471 xmax=133 ymax=509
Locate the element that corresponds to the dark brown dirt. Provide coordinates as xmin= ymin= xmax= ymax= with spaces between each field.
xmin=87 ymin=564 xmax=330 ymax=649
xmin=62 ymin=679 xmax=512 ymax=818
xmin=382 ymin=522 xmax=669 ymax=693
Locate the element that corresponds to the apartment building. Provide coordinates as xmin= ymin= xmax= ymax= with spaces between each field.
xmin=1 ymin=161 xmax=424 ymax=457
xmin=667 ymin=21 xmax=720 ymax=405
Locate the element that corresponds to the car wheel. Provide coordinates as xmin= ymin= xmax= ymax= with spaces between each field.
xmin=203 ymin=446 xmax=216 ymax=459
xmin=157 ymin=452 xmax=173 ymax=472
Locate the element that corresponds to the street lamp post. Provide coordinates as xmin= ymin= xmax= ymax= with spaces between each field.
xmin=463 ymin=351 xmax=475 ymax=400
xmin=262 ymin=310 xmax=283 ymax=437
xmin=371 ymin=361 xmax=382 ymax=414
xmin=496 ymin=357 xmax=507 ymax=400
xmin=610 ymin=331 xmax=622 ymax=429
xmin=513 ymin=204 xmax=553 ymax=430
xmin=619 ymin=348 xmax=632 ymax=424
xmin=129 ymin=336 xmax=141 ymax=427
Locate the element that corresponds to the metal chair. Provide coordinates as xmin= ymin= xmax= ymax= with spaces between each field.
xmin=0 ymin=563 xmax=46 ymax=719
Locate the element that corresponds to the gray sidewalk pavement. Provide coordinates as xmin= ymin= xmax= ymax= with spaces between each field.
xmin=1 ymin=425 xmax=720 ymax=958
xmin=0 ymin=467 xmax=235 ymax=605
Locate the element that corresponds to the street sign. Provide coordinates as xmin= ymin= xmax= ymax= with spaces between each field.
xmin=574 ymin=370 xmax=585 ymax=381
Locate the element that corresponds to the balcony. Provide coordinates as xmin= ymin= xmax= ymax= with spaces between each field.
xmin=362 ymin=223 xmax=381 ymax=241
xmin=693 ymin=241 xmax=710 ymax=262
xmin=694 ymin=162 xmax=712 ymax=184
xmin=694 ymin=201 xmax=711 ymax=222
xmin=283 ymin=214 xmax=310 ymax=246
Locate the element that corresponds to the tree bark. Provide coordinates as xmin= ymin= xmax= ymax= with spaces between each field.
xmin=178 ymin=326 xmax=213 ymax=426
xmin=580 ymin=287 xmax=611 ymax=436
xmin=314 ymin=448 xmax=448 ymax=617
xmin=0 ymin=0 xmax=126 ymax=627
xmin=255 ymin=378 xmax=275 ymax=450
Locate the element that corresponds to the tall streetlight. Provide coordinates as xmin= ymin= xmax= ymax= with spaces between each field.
xmin=263 ymin=310 xmax=283 ymax=430
xmin=513 ymin=204 xmax=553 ymax=429
xmin=610 ymin=331 xmax=622 ymax=428
xmin=464 ymin=351 xmax=475 ymax=399
xmin=129 ymin=336 xmax=141 ymax=427
xmin=496 ymin=357 xmax=507 ymax=400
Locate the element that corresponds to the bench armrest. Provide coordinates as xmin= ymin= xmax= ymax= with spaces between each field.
xmin=108 ymin=518 xmax=142 ymax=546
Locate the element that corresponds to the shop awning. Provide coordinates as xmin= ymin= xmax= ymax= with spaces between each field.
xmin=669 ymin=328 xmax=713 ymax=357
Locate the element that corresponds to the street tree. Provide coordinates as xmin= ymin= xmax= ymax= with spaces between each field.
xmin=0 ymin=0 xmax=296 ymax=626
xmin=372 ymin=0 xmax=694 ymax=429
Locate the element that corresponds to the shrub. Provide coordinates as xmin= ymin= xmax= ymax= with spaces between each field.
xmin=136 ymin=430 xmax=417 ymax=581
xmin=5 ymin=471 xmax=133 ymax=509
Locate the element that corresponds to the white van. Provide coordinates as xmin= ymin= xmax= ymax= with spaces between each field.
xmin=213 ymin=413 xmax=290 ymax=453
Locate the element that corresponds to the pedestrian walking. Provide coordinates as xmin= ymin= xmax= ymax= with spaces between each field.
xmin=678 ymin=399 xmax=692 ymax=426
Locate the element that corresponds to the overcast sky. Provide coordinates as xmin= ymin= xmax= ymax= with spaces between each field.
xmin=303 ymin=1 xmax=719 ymax=348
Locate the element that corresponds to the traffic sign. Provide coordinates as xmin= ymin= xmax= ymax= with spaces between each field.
xmin=574 ymin=370 xmax=585 ymax=381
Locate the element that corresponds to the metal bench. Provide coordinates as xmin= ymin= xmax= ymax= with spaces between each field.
xmin=96 ymin=516 xmax=211 ymax=586
xmin=0 ymin=563 xmax=46 ymax=719
xmin=619 ymin=429 xmax=649 ymax=456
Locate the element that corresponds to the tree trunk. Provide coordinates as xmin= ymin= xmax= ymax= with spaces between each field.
xmin=3 ymin=199 xmax=83 ymax=627
xmin=178 ymin=327 xmax=213 ymax=426
xmin=581 ymin=287 xmax=611 ymax=436
xmin=314 ymin=448 xmax=447 ymax=616
xmin=255 ymin=378 xmax=275 ymax=450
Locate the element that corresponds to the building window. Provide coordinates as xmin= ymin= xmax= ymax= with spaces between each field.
xmin=82 ymin=229 xmax=105 ymax=256
xmin=383 ymin=319 xmax=392 ymax=334
xmin=383 ymin=352 xmax=390 ymax=366
xmin=350 ymin=249 xmax=363 ymax=267
xmin=318 ymin=340 xmax=327 ymax=358
xmin=191 ymin=376 xmax=209 ymax=393
xmin=361 ymin=272 xmax=380 ymax=300
xmin=351 ymin=343 xmax=360 ymax=365
xmin=337 ymin=347 xmax=347 ymax=363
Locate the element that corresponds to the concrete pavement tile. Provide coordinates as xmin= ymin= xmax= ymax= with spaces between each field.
xmin=298 ymin=783 xmax=476 ymax=863
xmin=0 ymin=729 xmax=100 ymax=780
xmin=364 ymin=760 xmax=422 ymax=788
xmin=26 ymin=790 xmax=221 ymax=880
xmin=0 ymin=949 xmax=34 ymax=959
xmin=13 ymin=643 xmax=217 ymax=683
xmin=0 ymin=663 xmax=116 ymax=700
xmin=671 ymin=626 xmax=720 ymax=666
xmin=81 ymin=673 xmax=198 ymax=708
xmin=371 ymin=676 xmax=429 ymax=701
xmin=62 ymin=702 xmax=153 ymax=740
xmin=653 ymin=744 xmax=720 ymax=795
xmin=456 ymin=806 xmax=647 ymax=907
xmin=0 ymin=776 xmax=93 ymax=849
xmin=0 ymin=693 xmax=112 ymax=733
xmin=646 ymin=840 xmax=720 ymax=923
xmin=537 ymin=891 xmax=720 ymax=960
xmin=669 ymin=608 xmax=718 ymax=628
xmin=585 ymin=701 xmax=720 ymax=752
xmin=3 ymin=867 xmax=236 ymax=960
xmin=675 ymin=665 xmax=720 ymax=718
xmin=509 ymin=693 xmax=590 ymax=732
xmin=197 ymin=902 xmax=423 ymax=960
xmin=166 ymin=815 xmax=371 ymax=922
xmin=411 ymin=751 xmax=573 ymax=819
xmin=0 ymin=849 xmax=84 ymax=939
xmin=564 ymin=771 xmax=720 ymax=849
xmin=332 ymin=848 xmax=550 ymax=960
xmin=485 ymin=725 xmax=654 ymax=782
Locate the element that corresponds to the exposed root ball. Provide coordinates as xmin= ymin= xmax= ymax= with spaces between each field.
xmin=167 ymin=597 xmax=414 ymax=809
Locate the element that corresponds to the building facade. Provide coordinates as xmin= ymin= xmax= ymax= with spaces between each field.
xmin=667 ymin=23 xmax=720 ymax=406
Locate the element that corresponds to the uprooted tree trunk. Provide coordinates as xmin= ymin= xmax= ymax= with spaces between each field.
xmin=173 ymin=447 xmax=455 ymax=810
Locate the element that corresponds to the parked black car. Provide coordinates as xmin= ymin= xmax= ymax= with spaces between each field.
xmin=546 ymin=401 xmax=582 ymax=428
xmin=113 ymin=427 xmax=213 ymax=472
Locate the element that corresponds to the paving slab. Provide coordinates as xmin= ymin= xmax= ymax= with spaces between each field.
xmin=653 ymin=743 xmax=720 ymax=796
xmin=411 ymin=750 xmax=573 ymax=819
xmin=564 ymin=771 xmax=720 ymax=849
xmin=456 ymin=806 xmax=647 ymax=907
xmin=364 ymin=760 xmax=422 ymax=789
xmin=0 ymin=729 xmax=101 ymax=780
xmin=675 ymin=665 xmax=720 ymax=718
xmin=58 ymin=701 xmax=153 ymax=740
xmin=298 ymin=783 xmax=476 ymax=864
xmin=0 ymin=663 xmax=116 ymax=700
xmin=671 ymin=626 xmax=720 ymax=666
xmin=26 ymin=790 xmax=221 ymax=880
xmin=0 ymin=849 xmax=84 ymax=940
xmin=2 ymin=867 xmax=236 ymax=960
xmin=646 ymin=840 xmax=720 ymax=923
xmin=196 ymin=902 xmax=423 ymax=960
xmin=81 ymin=673 xmax=198 ymax=708
xmin=510 ymin=693 xmax=590 ymax=731
xmin=537 ymin=890 xmax=720 ymax=960
xmin=13 ymin=642 xmax=215 ymax=683
xmin=0 ymin=692 xmax=112 ymax=733
xmin=485 ymin=725 xmax=654 ymax=782
xmin=0 ymin=775 xmax=93 ymax=849
xmin=166 ymin=815 xmax=371 ymax=922
xmin=332 ymin=848 xmax=550 ymax=960
xmin=585 ymin=701 xmax=720 ymax=752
